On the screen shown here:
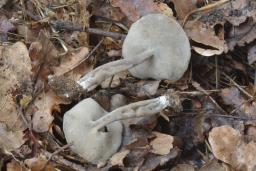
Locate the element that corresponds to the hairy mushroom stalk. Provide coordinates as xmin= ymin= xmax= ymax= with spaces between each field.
xmin=49 ymin=13 xmax=191 ymax=98
xmin=63 ymin=91 xmax=181 ymax=164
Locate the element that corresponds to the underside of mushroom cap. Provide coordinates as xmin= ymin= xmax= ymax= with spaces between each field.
xmin=63 ymin=98 xmax=123 ymax=164
xmin=122 ymin=13 xmax=191 ymax=81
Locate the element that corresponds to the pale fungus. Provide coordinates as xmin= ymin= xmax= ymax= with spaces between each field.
xmin=77 ymin=13 xmax=191 ymax=91
xmin=63 ymin=91 xmax=181 ymax=164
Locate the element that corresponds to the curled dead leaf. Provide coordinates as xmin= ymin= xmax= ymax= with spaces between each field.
xmin=150 ymin=132 xmax=174 ymax=155
xmin=209 ymin=125 xmax=256 ymax=171
xmin=110 ymin=149 xmax=130 ymax=166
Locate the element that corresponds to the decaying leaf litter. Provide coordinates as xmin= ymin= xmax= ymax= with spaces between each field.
xmin=0 ymin=0 xmax=256 ymax=170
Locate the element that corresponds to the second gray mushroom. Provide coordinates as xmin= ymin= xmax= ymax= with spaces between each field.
xmin=77 ymin=13 xmax=191 ymax=91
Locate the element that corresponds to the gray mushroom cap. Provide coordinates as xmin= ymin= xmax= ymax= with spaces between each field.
xmin=63 ymin=98 xmax=122 ymax=164
xmin=122 ymin=14 xmax=191 ymax=81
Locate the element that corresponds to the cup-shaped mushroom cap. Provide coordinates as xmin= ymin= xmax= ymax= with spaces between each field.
xmin=63 ymin=98 xmax=122 ymax=164
xmin=122 ymin=14 xmax=191 ymax=81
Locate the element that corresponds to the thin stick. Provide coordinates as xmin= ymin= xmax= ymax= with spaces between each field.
xmin=51 ymin=20 xmax=126 ymax=40
xmin=222 ymin=73 xmax=253 ymax=98
xmin=43 ymin=150 xmax=86 ymax=171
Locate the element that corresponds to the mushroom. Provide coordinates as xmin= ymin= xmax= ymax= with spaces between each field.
xmin=77 ymin=13 xmax=191 ymax=91
xmin=63 ymin=91 xmax=181 ymax=164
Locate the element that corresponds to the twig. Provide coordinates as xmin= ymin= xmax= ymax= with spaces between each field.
xmin=43 ymin=150 xmax=86 ymax=171
xmin=46 ymin=143 xmax=72 ymax=162
xmin=192 ymin=81 xmax=228 ymax=115
xmin=222 ymin=73 xmax=253 ymax=99
xmin=51 ymin=20 xmax=126 ymax=40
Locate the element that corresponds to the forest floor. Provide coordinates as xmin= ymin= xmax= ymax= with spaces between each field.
xmin=0 ymin=0 xmax=256 ymax=171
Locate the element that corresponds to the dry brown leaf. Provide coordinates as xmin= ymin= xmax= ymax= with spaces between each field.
xmin=170 ymin=164 xmax=195 ymax=171
xmin=110 ymin=0 xmax=173 ymax=23
xmin=184 ymin=0 xmax=256 ymax=55
xmin=0 ymin=42 xmax=33 ymax=132
xmin=52 ymin=47 xmax=89 ymax=78
xmin=0 ymin=123 xmax=24 ymax=151
xmin=25 ymin=155 xmax=55 ymax=171
xmin=172 ymin=0 xmax=197 ymax=19
xmin=91 ymin=1 xmax=126 ymax=22
xmin=246 ymin=125 xmax=256 ymax=142
xmin=6 ymin=160 xmax=24 ymax=171
xmin=110 ymin=149 xmax=130 ymax=166
xmin=185 ymin=20 xmax=228 ymax=56
xmin=150 ymin=132 xmax=174 ymax=155
xmin=31 ymin=90 xmax=68 ymax=132
xmin=209 ymin=125 xmax=256 ymax=171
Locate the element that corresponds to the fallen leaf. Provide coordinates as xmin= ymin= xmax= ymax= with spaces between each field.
xmin=30 ymin=90 xmax=67 ymax=132
xmin=209 ymin=125 xmax=256 ymax=171
xmin=185 ymin=20 xmax=228 ymax=56
xmin=6 ymin=160 xmax=24 ymax=171
xmin=52 ymin=47 xmax=90 ymax=78
xmin=0 ymin=123 xmax=24 ymax=151
xmin=25 ymin=155 xmax=55 ymax=171
xmin=246 ymin=125 xmax=256 ymax=142
xmin=0 ymin=42 xmax=33 ymax=131
xmin=110 ymin=149 xmax=130 ymax=166
xmin=150 ymin=132 xmax=174 ymax=155
xmin=171 ymin=0 xmax=197 ymax=19
xmin=110 ymin=0 xmax=173 ymax=23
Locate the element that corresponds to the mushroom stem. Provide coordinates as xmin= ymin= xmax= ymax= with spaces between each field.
xmin=92 ymin=95 xmax=170 ymax=131
xmin=77 ymin=49 xmax=154 ymax=91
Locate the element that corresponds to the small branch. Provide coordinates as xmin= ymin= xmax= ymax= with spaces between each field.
xmin=43 ymin=150 xmax=86 ymax=171
xmin=77 ymin=49 xmax=154 ymax=91
xmin=51 ymin=20 xmax=126 ymax=40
